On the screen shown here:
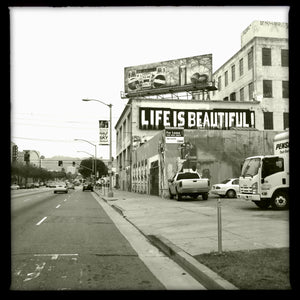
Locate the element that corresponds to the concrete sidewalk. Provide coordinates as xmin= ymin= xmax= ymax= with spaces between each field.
xmin=94 ymin=188 xmax=289 ymax=289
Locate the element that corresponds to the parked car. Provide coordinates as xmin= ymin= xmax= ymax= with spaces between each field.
xmin=211 ymin=178 xmax=239 ymax=198
xmin=82 ymin=182 xmax=94 ymax=192
xmin=54 ymin=184 xmax=68 ymax=194
xmin=11 ymin=184 xmax=20 ymax=190
xmin=168 ymin=171 xmax=210 ymax=201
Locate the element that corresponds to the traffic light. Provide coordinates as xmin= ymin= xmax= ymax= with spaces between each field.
xmin=24 ymin=150 xmax=30 ymax=162
xmin=72 ymin=161 xmax=75 ymax=167
xmin=58 ymin=160 xmax=63 ymax=166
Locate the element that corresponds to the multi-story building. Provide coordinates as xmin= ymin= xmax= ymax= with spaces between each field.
xmin=115 ymin=20 xmax=289 ymax=193
xmin=208 ymin=20 xmax=288 ymax=131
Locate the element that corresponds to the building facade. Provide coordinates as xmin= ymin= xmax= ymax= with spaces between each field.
xmin=115 ymin=20 xmax=289 ymax=194
xmin=207 ymin=20 xmax=289 ymax=131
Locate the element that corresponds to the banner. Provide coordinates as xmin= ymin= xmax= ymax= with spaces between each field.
xmin=99 ymin=120 xmax=109 ymax=145
xmin=139 ymin=107 xmax=255 ymax=130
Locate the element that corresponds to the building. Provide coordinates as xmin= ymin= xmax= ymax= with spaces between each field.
xmin=17 ymin=150 xmax=41 ymax=167
xmin=208 ymin=20 xmax=288 ymax=131
xmin=115 ymin=20 xmax=289 ymax=194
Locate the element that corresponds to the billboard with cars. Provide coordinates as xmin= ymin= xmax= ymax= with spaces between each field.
xmin=124 ymin=54 xmax=213 ymax=96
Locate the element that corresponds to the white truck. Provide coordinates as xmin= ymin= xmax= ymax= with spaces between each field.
xmin=237 ymin=131 xmax=289 ymax=209
xmin=168 ymin=171 xmax=210 ymax=201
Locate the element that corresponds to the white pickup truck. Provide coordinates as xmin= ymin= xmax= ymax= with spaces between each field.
xmin=168 ymin=171 xmax=210 ymax=201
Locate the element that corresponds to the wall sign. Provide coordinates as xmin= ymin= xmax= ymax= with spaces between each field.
xmin=165 ymin=128 xmax=184 ymax=144
xmin=139 ymin=107 xmax=255 ymax=130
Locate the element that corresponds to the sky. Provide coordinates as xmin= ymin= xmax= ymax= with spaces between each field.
xmin=10 ymin=6 xmax=289 ymax=159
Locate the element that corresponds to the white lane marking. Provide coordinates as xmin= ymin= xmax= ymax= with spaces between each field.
xmin=34 ymin=254 xmax=78 ymax=258
xmin=34 ymin=253 xmax=78 ymax=256
xmin=56 ymin=204 xmax=61 ymax=208
xmin=36 ymin=216 xmax=47 ymax=226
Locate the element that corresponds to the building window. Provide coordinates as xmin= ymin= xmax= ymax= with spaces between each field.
xmin=248 ymin=82 xmax=254 ymax=100
xmin=283 ymin=112 xmax=289 ymax=130
xmin=240 ymin=87 xmax=244 ymax=101
xmin=230 ymin=92 xmax=236 ymax=101
xmin=262 ymin=48 xmax=272 ymax=66
xmin=248 ymin=49 xmax=253 ymax=70
xmin=239 ymin=58 xmax=244 ymax=76
xmin=223 ymin=97 xmax=229 ymax=101
xmin=281 ymin=49 xmax=289 ymax=67
xmin=218 ymin=76 xmax=221 ymax=91
xmin=264 ymin=112 xmax=273 ymax=130
xmin=282 ymin=81 xmax=289 ymax=98
xmin=231 ymin=65 xmax=235 ymax=82
xmin=263 ymin=80 xmax=273 ymax=98
xmin=225 ymin=71 xmax=228 ymax=87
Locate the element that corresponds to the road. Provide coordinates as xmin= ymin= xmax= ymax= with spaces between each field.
xmin=10 ymin=187 xmax=205 ymax=290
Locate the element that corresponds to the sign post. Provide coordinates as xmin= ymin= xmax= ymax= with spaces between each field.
xmin=217 ymin=198 xmax=222 ymax=254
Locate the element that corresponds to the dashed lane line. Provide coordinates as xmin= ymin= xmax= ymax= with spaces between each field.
xmin=36 ymin=216 xmax=47 ymax=226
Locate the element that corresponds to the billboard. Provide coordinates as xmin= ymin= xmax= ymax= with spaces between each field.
xmin=99 ymin=120 xmax=109 ymax=145
xmin=139 ymin=107 xmax=255 ymax=130
xmin=124 ymin=54 xmax=213 ymax=96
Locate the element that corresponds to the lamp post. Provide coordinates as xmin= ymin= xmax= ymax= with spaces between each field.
xmin=82 ymin=98 xmax=114 ymax=197
xmin=74 ymin=139 xmax=97 ymax=180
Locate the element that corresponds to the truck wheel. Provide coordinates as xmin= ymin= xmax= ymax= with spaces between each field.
xmin=271 ymin=191 xmax=289 ymax=210
xmin=253 ymin=200 xmax=270 ymax=209
xmin=169 ymin=189 xmax=174 ymax=199
xmin=202 ymin=193 xmax=208 ymax=200
xmin=226 ymin=189 xmax=236 ymax=198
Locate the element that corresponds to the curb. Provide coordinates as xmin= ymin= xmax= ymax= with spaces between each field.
xmin=148 ymin=234 xmax=238 ymax=290
xmin=95 ymin=191 xmax=238 ymax=290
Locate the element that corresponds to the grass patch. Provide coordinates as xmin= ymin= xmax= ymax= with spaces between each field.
xmin=194 ymin=248 xmax=290 ymax=290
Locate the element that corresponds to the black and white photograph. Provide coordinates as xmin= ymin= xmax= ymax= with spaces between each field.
xmin=10 ymin=6 xmax=291 ymax=290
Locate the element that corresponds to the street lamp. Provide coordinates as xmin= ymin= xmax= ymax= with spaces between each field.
xmin=74 ymin=139 xmax=97 ymax=180
xmin=82 ymin=98 xmax=114 ymax=197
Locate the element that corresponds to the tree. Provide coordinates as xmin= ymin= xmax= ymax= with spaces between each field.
xmin=79 ymin=158 xmax=108 ymax=179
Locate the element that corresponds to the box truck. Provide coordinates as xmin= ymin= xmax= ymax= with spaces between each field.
xmin=237 ymin=131 xmax=289 ymax=209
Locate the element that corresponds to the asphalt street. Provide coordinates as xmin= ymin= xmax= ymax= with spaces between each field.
xmin=10 ymin=188 xmax=204 ymax=290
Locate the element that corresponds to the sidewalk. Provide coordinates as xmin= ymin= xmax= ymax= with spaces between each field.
xmin=94 ymin=188 xmax=289 ymax=289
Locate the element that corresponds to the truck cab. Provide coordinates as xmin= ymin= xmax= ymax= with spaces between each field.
xmin=237 ymin=131 xmax=289 ymax=209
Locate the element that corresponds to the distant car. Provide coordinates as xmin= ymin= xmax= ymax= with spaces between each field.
xmin=67 ymin=183 xmax=75 ymax=189
xmin=11 ymin=184 xmax=20 ymax=190
xmin=211 ymin=178 xmax=239 ymax=198
xmin=26 ymin=183 xmax=35 ymax=189
xmin=54 ymin=184 xmax=68 ymax=194
xmin=82 ymin=183 xmax=93 ymax=192
xmin=34 ymin=183 xmax=40 ymax=188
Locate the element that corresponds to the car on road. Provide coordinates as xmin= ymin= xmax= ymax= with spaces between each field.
xmin=211 ymin=178 xmax=239 ymax=198
xmin=54 ymin=184 xmax=68 ymax=194
xmin=67 ymin=183 xmax=75 ymax=189
xmin=82 ymin=182 xmax=94 ymax=192
xmin=11 ymin=184 xmax=20 ymax=190
xmin=26 ymin=183 xmax=35 ymax=189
